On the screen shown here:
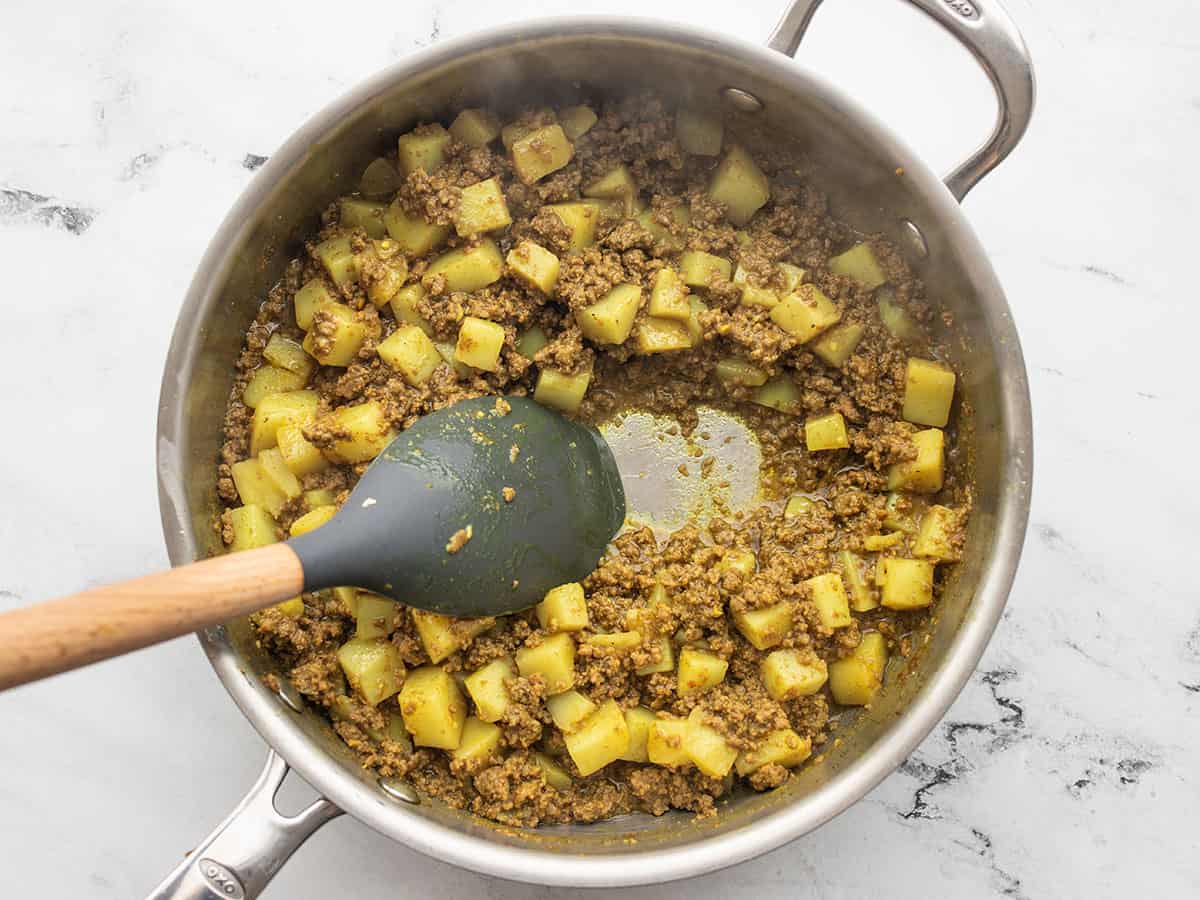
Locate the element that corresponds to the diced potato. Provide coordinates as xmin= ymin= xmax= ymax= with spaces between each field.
xmin=288 ymin=504 xmax=336 ymax=538
xmin=829 ymin=632 xmax=888 ymax=706
xmin=231 ymin=458 xmax=286 ymax=517
xmin=270 ymin=596 xmax=305 ymax=617
xmin=423 ymin=239 xmax=504 ymax=292
xmin=303 ymin=488 xmax=336 ymax=509
xmin=735 ymin=728 xmax=812 ymax=776
xmin=320 ymin=400 xmax=397 ymax=464
xmin=675 ymin=108 xmax=723 ymax=156
xmin=903 ymin=358 xmax=956 ymax=427
xmin=340 ymin=198 xmax=387 ymax=239
xmin=635 ymin=637 xmax=675 ymax=676
xmin=546 ymin=690 xmax=597 ymax=733
xmin=545 ymin=202 xmax=600 ymax=250
xmin=534 ymin=366 xmax=591 ymax=415
xmin=293 ymin=278 xmax=336 ymax=331
xmin=332 ymin=586 xmax=359 ymax=616
xmin=242 ymin=365 xmax=306 ymax=409
xmin=771 ymin=285 xmax=841 ymax=343
xmin=839 ymin=550 xmax=877 ymax=612
xmin=686 ymin=296 xmax=708 ymax=346
xmin=314 ymin=236 xmax=358 ymax=289
xmin=636 ymin=204 xmax=690 ymax=251
xmin=515 ymin=326 xmax=549 ymax=359
xmin=564 ymin=699 xmax=629 ymax=776
xmin=733 ymin=265 xmax=780 ymax=308
xmin=583 ymin=165 xmax=637 ymax=214
xmin=913 ymin=505 xmax=962 ymax=562
xmin=732 ymin=602 xmax=794 ymax=651
xmin=449 ymin=108 xmax=501 ymax=147
xmin=880 ymin=558 xmax=934 ymax=610
xmin=301 ymin=304 xmax=366 ymax=367
xmin=557 ymin=105 xmax=598 ymax=141
xmin=807 ymin=572 xmax=852 ymax=629
xmin=647 ymin=717 xmax=691 ymax=768
xmin=576 ymin=284 xmax=641 ymax=345
xmin=534 ymin=752 xmax=573 ymax=789
xmin=389 ymin=284 xmax=433 ymax=336
xmin=679 ymin=250 xmax=731 ymax=288
xmin=883 ymin=491 xmax=923 ymax=533
xmin=886 ymin=428 xmax=944 ymax=493
xmin=441 ymin=339 xmax=473 ymax=374
xmin=399 ymin=665 xmax=467 ymax=749
xmin=811 ymin=321 xmax=866 ymax=368
xmin=585 ymin=631 xmax=642 ymax=653
xmin=708 ymin=145 xmax=770 ymax=226
xmin=454 ymin=316 xmax=506 ymax=372
xmin=878 ymin=289 xmax=921 ymax=341
xmin=752 ymin=375 xmax=800 ymax=414
xmin=515 ymin=632 xmax=576 ymax=695
xmin=761 ymin=650 xmax=828 ymax=700
xmin=684 ymin=707 xmax=738 ymax=777
xmin=864 ymin=532 xmax=904 ymax=551
xmin=619 ymin=707 xmax=658 ymax=762
xmin=506 ymin=241 xmax=560 ymax=294
xmin=358 ymin=244 xmax=407 ymax=308
xmin=648 ymin=268 xmax=690 ymax=321
xmin=411 ymin=609 xmax=488 ymax=664
xmin=779 ymin=262 xmax=806 ymax=291
xmin=228 ymin=504 xmax=277 ymax=551
xmin=257 ymin=448 xmax=302 ymax=502
xmin=338 ymin=637 xmax=405 ymax=707
xmin=715 ymin=357 xmax=768 ymax=389
xmin=263 ymin=334 xmax=316 ymax=379
xmin=354 ymin=592 xmax=397 ymax=640
xmin=359 ymin=157 xmax=402 ymax=198
xmin=635 ymin=316 xmax=693 ymax=354
xmin=536 ymin=582 xmax=589 ymax=633
xmin=368 ymin=711 xmax=412 ymax=748
xmin=456 ymin=177 xmax=512 ymax=236
xmin=784 ymin=494 xmax=817 ymax=518
xmin=464 ymin=657 xmax=515 ymax=723
xmin=719 ymin=548 xmax=757 ymax=578
xmin=377 ymin=325 xmax=442 ymax=386
xmin=452 ymin=716 xmax=502 ymax=766
xmin=383 ymin=202 xmax=452 ymax=257
xmin=677 ymin=648 xmax=728 ymax=696
xmin=829 ymin=242 xmax=887 ymax=290
xmin=249 ymin=390 xmax=319 ymax=455
xmin=276 ymin=423 xmax=328 ymax=478
xmin=805 ymin=412 xmax=849 ymax=451
xmin=511 ymin=124 xmax=574 ymax=184
xmin=397 ymin=123 xmax=451 ymax=175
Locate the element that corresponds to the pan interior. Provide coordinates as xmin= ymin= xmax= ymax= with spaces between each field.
xmin=165 ymin=25 xmax=1021 ymax=863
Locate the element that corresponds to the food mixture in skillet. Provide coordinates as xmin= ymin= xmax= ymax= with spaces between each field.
xmin=218 ymin=94 xmax=970 ymax=826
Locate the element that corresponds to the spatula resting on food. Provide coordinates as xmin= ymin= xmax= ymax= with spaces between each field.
xmin=0 ymin=396 xmax=625 ymax=690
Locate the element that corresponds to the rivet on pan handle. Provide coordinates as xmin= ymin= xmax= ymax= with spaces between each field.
xmin=144 ymin=750 xmax=341 ymax=900
xmin=767 ymin=0 xmax=1036 ymax=202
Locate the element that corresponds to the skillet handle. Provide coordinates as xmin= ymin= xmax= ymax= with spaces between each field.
xmin=767 ymin=0 xmax=1035 ymax=201
xmin=146 ymin=750 xmax=341 ymax=900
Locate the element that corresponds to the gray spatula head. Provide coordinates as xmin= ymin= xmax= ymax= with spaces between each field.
xmin=287 ymin=395 xmax=626 ymax=617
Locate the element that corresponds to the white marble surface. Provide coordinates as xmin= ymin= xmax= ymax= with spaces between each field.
xmin=1 ymin=0 xmax=1196 ymax=896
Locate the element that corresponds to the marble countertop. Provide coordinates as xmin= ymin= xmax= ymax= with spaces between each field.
xmin=1 ymin=0 xmax=1195 ymax=896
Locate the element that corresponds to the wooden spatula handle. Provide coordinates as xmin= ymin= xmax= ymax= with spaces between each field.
xmin=0 ymin=544 xmax=305 ymax=690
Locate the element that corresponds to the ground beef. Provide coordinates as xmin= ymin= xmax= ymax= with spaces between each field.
xmin=218 ymin=91 xmax=972 ymax=828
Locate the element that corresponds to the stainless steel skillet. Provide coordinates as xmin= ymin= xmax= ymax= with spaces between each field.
xmin=152 ymin=1 xmax=1034 ymax=894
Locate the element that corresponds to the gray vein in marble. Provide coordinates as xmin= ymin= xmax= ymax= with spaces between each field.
xmin=899 ymin=668 xmax=1027 ymax=821
xmin=0 ymin=188 xmax=95 ymax=234
xmin=121 ymin=149 xmax=164 ymax=180
xmin=243 ymin=153 xmax=268 ymax=171
xmin=1080 ymin=264 xmax=1129 ymax=284
xmin=957 ymin=828 xmax=1027 ymax=900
